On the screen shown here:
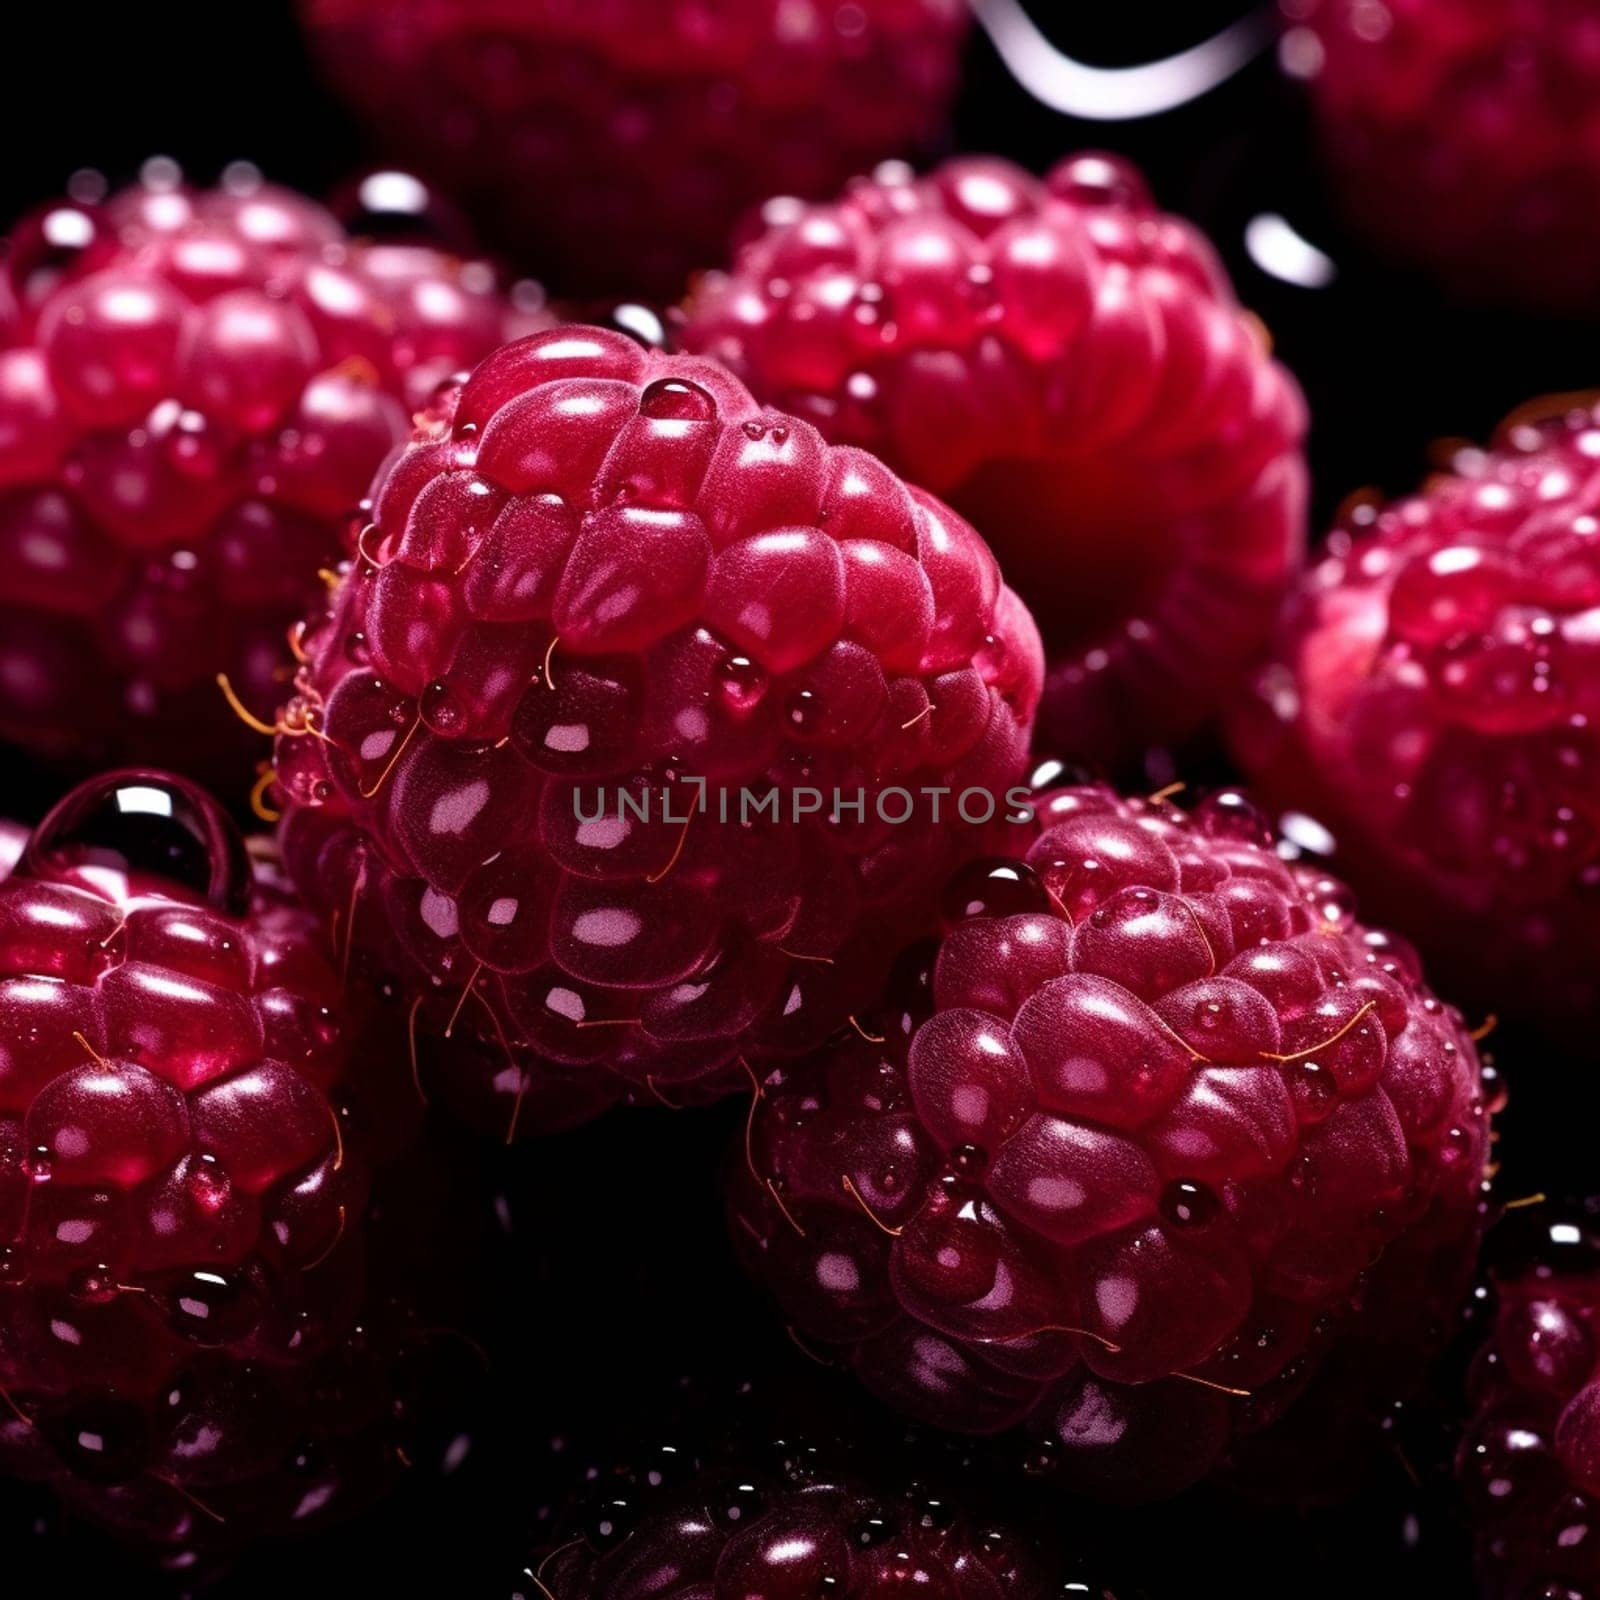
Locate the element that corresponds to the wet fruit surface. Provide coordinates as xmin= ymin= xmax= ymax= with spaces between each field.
xmin=0 ymin=163 xmax=543 ymax=788
xmin=273 ymin=326 xmax=1042 ymax=1135
xmin=530 ymin=1379 xmax=1081 ymax=1599
xmin=298 ymin=0 xmax=969 ymax=299
xmin=1459 ymin=1202 xmax=1600 ymax=1599
xmin=681 ymin=151 xmax=1308 ymax=770
xmin=1232 ymin=394 xmax=1600 ymax=1038
xmin=1286 ymin=0 xmax=1600 ymax=314
xmin=728 ymin=783 xmax=1491 ymax=1496
xmin=0 ymin=771 xmax=417 ymax=1554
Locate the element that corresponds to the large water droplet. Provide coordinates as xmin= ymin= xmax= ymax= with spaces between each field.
xmin=162 ymin=1266 xmax=262 ymax=1344
xmin=21 ymin=771 xmax=251 ymax=915
xmin=639 ymin=378 xmax=715 ymax=422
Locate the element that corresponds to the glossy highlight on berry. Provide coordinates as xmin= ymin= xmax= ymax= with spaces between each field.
xmin=0 ymin=160 xmax=546 ymax=787
xmin=273 ymin=325 xmax=1043 ymax=1137
xmin=0 ymin=770 xmax=410 ymax=1553
xmin=727 ymin=782 xmax=1491 ymax=1498
xmin=1232 ymin=392 xmax=1600 ymax=1038
xmin=680 ymin=152 xmax=1309 ymax=769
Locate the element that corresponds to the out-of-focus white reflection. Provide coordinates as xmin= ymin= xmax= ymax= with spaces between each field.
xmin=358 ymin=170 xmax=433 ymax=216
xmin=968 ymin=0 xmax=1272 ymax=120
xmin=1244 ymin=212 xmax=1337 ymax=287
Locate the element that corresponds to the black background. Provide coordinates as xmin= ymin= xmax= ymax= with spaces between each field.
xmin=4 ymin=2 xmax=1596 ymax=1593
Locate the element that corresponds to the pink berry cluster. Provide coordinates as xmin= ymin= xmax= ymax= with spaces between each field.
xmin=298 ymin=0 xmax=970 ymax=297
xmin=1233 ymin=396 xmax=1600 ymax=1038
xmin=730 ymin=785 xmax=1489 ymax=1497
xmin=1285 ymin=0 xmax=1600 ymax=312
xmin=6 ymin=0 xmax=1600 ymax=1590
xmin=0 ymin=773 xmax=420 ymax=1554
xmin=0 ymin=162 xmax=542 ymax=786
xmin=273 ymin=327 xmax=1041 ymax=1134
xmin=681 ymin=153 xmax=1309 ymax=767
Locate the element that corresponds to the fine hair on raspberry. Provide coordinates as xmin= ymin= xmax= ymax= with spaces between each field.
xmin=274 ymin=325 xmax=1043 ymax=1138
xmin=728 ymin=782 xmax=1491 ymax=1499
xmin=679 ymin=152 xmax=1308 ymax=769
xmin=0 ymin=161 xmax=543 ymax=787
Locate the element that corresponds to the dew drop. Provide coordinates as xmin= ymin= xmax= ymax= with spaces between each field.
xmin=638 ymin=377 xmax=716 ymax=422
xmin=1160 ymin=1179 xmax=1219 ymax=1227
xmin=420 ymin=677 xmax=466 ymax=735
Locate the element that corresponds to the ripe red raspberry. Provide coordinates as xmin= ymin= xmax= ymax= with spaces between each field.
xmin=678 ymin=153 xmax=1309 ymax=770
xmin=0 ymin=771 xmax=412 ymax=1553
xmin=0 ymin=163 xmax=544 ymax=787
xmin=1458 ymin=1203 xmax=1600 ymax=1600
xmin=1231 ymin=395 xmax=1600 ymax=1037
xmin=1283 ymin=0 xmax=1600 ymax=313
xmin=297 ymin=0 xmax=969 ymax=300
xmin=273 ymin=325 xmax=1042 ymax=1137
xmin=727 ymin=784 xmax=1490 ymax=1499
xmin=528 ymin=1384 xmax=1102 ymax=1599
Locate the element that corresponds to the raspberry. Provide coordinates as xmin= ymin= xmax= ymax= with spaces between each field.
xmin=297 ymin=0 xmax=969 ymax=300
xmin=527 ymin=1381 xmax=1107 ymax=1599
xmin=273 ymin=325 xmax=1043 ymax=1136
xmin=1231 ymin=395 xmax=1600 ymax=1036
xmin=1284 ymin=0 xmax=1600 ymax=313
xmin=0 ymin=771 xmax=420 ymax=1555
xmin=678 ymin=153 xmax=1309 ymax=770
xmin=1458 ymin=1203 xmax=1600 ymax=1600
xmin=726 ymin=783 xmax=1490 ymax=1498
xmin=0 ymin=162 xmax=544 ymax=787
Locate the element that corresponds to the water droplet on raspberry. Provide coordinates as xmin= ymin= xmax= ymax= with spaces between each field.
xmin=1305 ymin=875 xmax=1357 ymax=926
xmin=939 ymin=858 xmax=1050 ymax=926
xmin=1193 ymin=789 xmax=1274 ymax=846
xmin=21 ymin=772 xmax=252 ymax=915
xmin=1048 ymin=152 xmax=1150 ymax=210
xmin=333 ymin=168 xmax=470 ymax=249
xmin=1159 ymin=1179 xmax=1220 ymax=1227
xmin=587 ymin=1495 xmax=639 ymax=1549
xmin=786 ymin=688 xmax=821 ymax=732
xmin=1289 ymin=1060 xmax=1338 ymax=1123
xmin=717 ymin=653 xmax=768 ymax=709
xmin=185 ymin=1155 xmax=232 ymax=1212
xmin=420 ymin=677 xmax=466 ymax=735
xmin=713 ymin=1479 xmax=766 ymax=1530
xmin=162 ymin=1267 xmax=261 ymax=1343
xmin=886 ymin=938 xmax=938 ymax=1037
xmin=638 ymin=377 xmax=716 ymax=422
xmin=67 ymin=1268 xmax=117 ymax=1306
xmin=853 ymin=1510 xmax=894 ymax=1547
xmin=949 ymin=1143 xmax=986 ymax=1178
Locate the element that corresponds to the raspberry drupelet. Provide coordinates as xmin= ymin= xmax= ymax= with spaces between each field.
xmin=727 ymin=783 xmax=1491 ymax=1499
xmin=0 ymin=162 xmax=544 ymax=788
xmin=1458 ymin=1202 xmax=1600 ymax=1600
xmin=0 ymin=771 xmax=420 ymax=1554
xmin=679 ymin=153 xmax=1309 ymax=771
xmin=1283 ymin=0 xmax=1600 ymax=314
xmin=271 ymin=326 xmax=1043 ymax=1137
xmin=1232 ymin=395 xmax=1600 ymax=1038
xmin=296 ymin=0 xmax=969 ymax=300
